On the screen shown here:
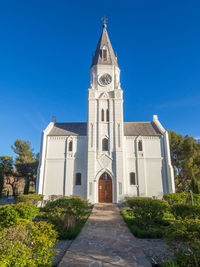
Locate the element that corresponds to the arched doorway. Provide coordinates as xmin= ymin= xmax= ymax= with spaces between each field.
xmin=98 ymin=172 xmax=112 ymax=203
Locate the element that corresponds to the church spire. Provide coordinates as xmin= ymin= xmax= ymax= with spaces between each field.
xmin=91 ymin=23 xmax=118 ymax=68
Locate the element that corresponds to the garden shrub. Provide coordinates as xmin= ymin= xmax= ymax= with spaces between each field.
xmin=165 ymin=219 xmax=200 ymax=267
xmin=14 ymin=202 xmax=39 ymax=221
xmin=0 ymin=204 xmax=19 ymax=229
xmin=125 ymin=197 xmax=169 ymax=230
xmin=120 ymin=210 xmax=163 ymax=238
xmin=165 ymin=218 xmax=200 ymax=242
xmin=0 ymin=203 xmax=39 ymax=229
xmin=43 ymin=195 xmax=89 ymax=221
xmin=0 ymin=219 xmax=57 ymax=266
xmin=164 ymin=193 xmax=200 ymax=206
xmin=171 ymin=204 xmax=200 ymax=219
xmin=41 ymin=196 xmax=90 ymax=239
xmin=16 ymin=194 xmax=44 ymax=206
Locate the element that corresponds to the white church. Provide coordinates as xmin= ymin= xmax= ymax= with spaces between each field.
xmin=36 ymin=23 xmax=175 ymax=203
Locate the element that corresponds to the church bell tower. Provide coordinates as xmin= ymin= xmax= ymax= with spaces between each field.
xmin=87 ymin=23 xmax=125 ymax=203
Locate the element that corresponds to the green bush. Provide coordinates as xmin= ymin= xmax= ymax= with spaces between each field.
xmin=125 ymin=197 xmax=169 ymax=230
xmin=43 ymin=195 xmax=89 ymax=220
xmin=16 ymin=194 xmax=44 ymax=206
xmin=41 ymin=196 xmax=90 ymax=239
xmin=0 ymin=203 xmax=39 ymax=229
xmin=0 ymin=205 xmax=19 ymax=229
xmin=164 ymin=193 xmax=200 ymax=206
xmin=120 ymin=210 xmax=163 ymax=238
xmin=15 ymin=202 xmax=39 ymax=221
xmin=165 ymin=219 xmax=200 ymax=242
xmin=171 ymin=204 xmax=200 ymax=219
xmin=164 ymin=219 xmax=200 ymax=267
xmin=0 ymin=219 xmax=57 ymax=266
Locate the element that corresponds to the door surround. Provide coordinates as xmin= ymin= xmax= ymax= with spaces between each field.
xmin=98 ymin=172 xmax=113 ymax=203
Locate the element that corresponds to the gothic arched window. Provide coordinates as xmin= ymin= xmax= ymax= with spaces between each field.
xmin=101 ymin=109 xmax=104 ymax=121
xmin=106 ymin=109 xmax=109 ymax=122
xmin=75 ymin=173 xmax=81 ymax=185
xmin=130 ymin=172 xmax=136 ymax=185
xmin=138 ymin=140 xmax=143 ymax=151
xmin=102 ymin=49 xmax=107 ymax=61
xmin=102 ymin=138 xmax=108 ymax=151
xmin=68 ymin=140 xmax=73 ymax=152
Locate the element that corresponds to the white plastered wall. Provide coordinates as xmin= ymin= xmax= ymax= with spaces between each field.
xmin=36 ymin=127 xmax=87 ymax=199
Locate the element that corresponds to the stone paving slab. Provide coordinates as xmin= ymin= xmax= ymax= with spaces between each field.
xmin=58 ymin=204 xmax=151 ymax=267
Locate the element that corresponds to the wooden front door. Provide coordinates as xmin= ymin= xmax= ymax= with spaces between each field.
xmin=98 ymin=173 xmax=112 ymax=203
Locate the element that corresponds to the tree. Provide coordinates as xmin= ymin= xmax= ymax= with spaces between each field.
xmin=11 ymin=140 xmax=39 ymax=194
xmin=0 ymin=156 xmax=14 ymax=197
xmin=168 ymin=130 xmax=200 ymax=193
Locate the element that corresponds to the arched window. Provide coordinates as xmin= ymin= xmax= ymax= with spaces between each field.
xmin=68 ymin=140 xmax=73 ymax=152
xmin=75 ymin=173 xmax=81 ymax=185
xmin=101 ymin=109 xmax=104 ymax=121
xmin=106 ymin=109 xmax=109 ymax=122
xmin=102 ymin=49 xmax=107 ymax=61
xmin=130 ymin=172 xmax=136 ymax=185
xmin=138 ymin=140 xmax=143 ymax=151
xmin=102 ymin=138 xmax=108 ymax=151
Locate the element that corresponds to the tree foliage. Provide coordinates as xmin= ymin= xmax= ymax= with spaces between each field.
xmin=11 ymin=140 xmax=39 ymax=194
xmin=0 ymin=156 xmax=16 ymax=197
xmin=168 ymin=130 xmax=200 ymax=192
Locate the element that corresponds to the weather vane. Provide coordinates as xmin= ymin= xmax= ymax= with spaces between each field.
xmin=101 ymin=16 xmax=108 ymax=25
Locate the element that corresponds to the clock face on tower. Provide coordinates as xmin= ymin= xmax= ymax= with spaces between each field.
xmin=98 ymin=73 xmax=112 ymax=86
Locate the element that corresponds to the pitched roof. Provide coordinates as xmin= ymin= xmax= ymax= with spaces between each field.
xmin=48 ymin=122 xmax=162 ymax=136
xmin=48 ymin=123 xmax=87 ymax=136
xmin=124 ymin=122 xmax=162 ymax=136
xmin=91 ymin=24 xmax=118 ymax=68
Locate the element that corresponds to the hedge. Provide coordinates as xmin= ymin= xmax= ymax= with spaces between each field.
xmin=16 ymin=194 xmax=44 ymax=206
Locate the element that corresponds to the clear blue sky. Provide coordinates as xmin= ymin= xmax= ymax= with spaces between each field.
xmin=0 ymin=0 xmax=200 ymax=157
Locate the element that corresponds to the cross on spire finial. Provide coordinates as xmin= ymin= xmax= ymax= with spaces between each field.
xmin=101 ymin=16 xmax=108 ymax=28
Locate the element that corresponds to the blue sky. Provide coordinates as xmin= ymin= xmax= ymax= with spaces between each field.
xmin=0 ymin=0 xmax=200 ymax=157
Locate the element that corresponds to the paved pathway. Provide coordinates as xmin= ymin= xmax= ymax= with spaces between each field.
xmin=58 ymin=204 xmax=151 ymax=267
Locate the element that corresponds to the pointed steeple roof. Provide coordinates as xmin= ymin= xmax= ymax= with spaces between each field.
xmin=91 ymin=24 xmax=118 ymax=68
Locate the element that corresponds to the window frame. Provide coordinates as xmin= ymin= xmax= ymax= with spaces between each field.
xmin=75 ymin=173 xmax=81 ymax=186
xmin=101 ymin=109 xmax=104 ymax=121
xmin=68 ymin=140 xmax=73 ymax=152
xmin=138 ymin=140 xmax=143 ymax=151
xmin=130 ymin=172 xmax=136 ymax=185
xmin=102 ymin=49 xmax=107 ymax=61
xmin=102 ymin=138 xmax=109 ymax=151
xmin=106 ymin=109 xmax=109 ymax=122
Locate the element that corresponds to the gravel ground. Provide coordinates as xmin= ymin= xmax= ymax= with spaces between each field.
xmin=52 ymin=240 xmax=73 ymax=266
